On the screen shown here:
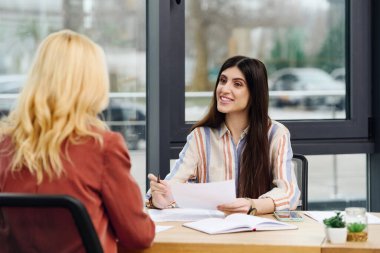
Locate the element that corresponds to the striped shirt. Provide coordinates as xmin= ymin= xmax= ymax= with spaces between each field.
xmin=157 ymin=120 xmax=300 ymax=211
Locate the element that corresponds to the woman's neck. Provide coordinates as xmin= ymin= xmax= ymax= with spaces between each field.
xmin=225 ymin=112 xmax=248 ymax=145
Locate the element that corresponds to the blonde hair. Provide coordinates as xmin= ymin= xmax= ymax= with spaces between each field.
xmin=0 ymin=30 xmax=109 ymax=183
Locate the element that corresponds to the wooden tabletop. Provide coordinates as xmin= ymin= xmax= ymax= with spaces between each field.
xmin=321 ymin=213 xmax=380 ymax=253
xmin=119 ymin=213 xmax=325 ymax=253
xmin=118 ymin=213 xmax=380 ymax=253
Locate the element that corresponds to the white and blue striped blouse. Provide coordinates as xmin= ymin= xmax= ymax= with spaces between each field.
xmin=157 ymin=120 xmax=300 ymax=211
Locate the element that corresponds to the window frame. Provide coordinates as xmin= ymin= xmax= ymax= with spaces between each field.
xmin=146 ymin=0 xmax=375 ymax=210
xmin=369 ymin=0 xmax=380 ymax=212
xmin=159 ymin=0 xmax=372 ymax=157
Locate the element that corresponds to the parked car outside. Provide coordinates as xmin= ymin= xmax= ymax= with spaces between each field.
xmin=331 ymin=68 xmax=346 ymax=83
xmin=0 ymin=75 xmax=145 ymax=150
xmin=269 ymin=68 xmax=345 ymax=110
xmin=0 ymin=75 xmax=25 ymax=117
xmin=101 ymin=100 xmax=146 ymax=150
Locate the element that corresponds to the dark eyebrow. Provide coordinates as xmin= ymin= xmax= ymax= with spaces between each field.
xmin=219 ymin=74 xmax=246 ymax=83
xmin=232 ymin=78 xmax=246 ymax=83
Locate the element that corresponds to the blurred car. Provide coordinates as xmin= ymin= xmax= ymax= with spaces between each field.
xmin=101 ymin=100 xmax=146 ymax=150
xmin=331 ymin=68 xmax=346 ymax=83
xmin=0 ymin=75 xmax=145 ymax=150
xmin=0 ymin=75 xmax=26 ymax=93
xmin=269 ymin=68 xmax=345 ymax=110
xmin=0 ymin=75 xmax=25 ymax=117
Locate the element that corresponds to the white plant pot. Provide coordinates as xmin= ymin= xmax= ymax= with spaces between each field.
xmin=326 ymin=227 xmax=347 ymax=244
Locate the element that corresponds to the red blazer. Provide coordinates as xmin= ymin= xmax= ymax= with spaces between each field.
xmin=0 ymin=131 xmax=155 ymax=253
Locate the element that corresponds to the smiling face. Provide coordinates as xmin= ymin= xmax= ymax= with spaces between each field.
xmin=216 ymin=66 xmax=250 ymax=116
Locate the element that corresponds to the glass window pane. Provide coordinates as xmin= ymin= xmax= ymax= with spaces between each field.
xmin=170 ymin=154 xmax=367 ymax=210
xmin=185 ymin=0 xmax=346 ymax=122
xmin=172 ymin=154 xmax=367 ymax=210
xmin=0 ymin=0 xmax=147 ymax=193
xmin=308 ymin=154 xmax=367 ymax=210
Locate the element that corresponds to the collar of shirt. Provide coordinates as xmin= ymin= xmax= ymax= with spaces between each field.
xmin=218 ymin=122 xmax=249 ymax=141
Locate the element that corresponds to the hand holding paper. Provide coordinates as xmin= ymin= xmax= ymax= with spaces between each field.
xmin=170 ymin=180 xmax=236 ymax=210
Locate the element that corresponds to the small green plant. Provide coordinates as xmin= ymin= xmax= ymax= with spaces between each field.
xmin=323 ymin=212 xmax=346 ymax=228
xmin=347 ymin=222 xmax=366 ymax=233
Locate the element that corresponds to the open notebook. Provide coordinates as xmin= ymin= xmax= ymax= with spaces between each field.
xmin=183 ymin=213 xmax=298 ymax=234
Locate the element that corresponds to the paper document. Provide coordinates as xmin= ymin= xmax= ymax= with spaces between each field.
xmin=149 ymin=208 xmax=225 ymax=222
xmin=170 ymin=180 xmax=236 ymax=209
xmin=155 ymin=225 xmax=173 ymax=233
xmin=305 ymin=211 xmax=380 ymax=224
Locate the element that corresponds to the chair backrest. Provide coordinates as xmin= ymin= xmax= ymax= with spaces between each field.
xmin=0 ymin=193 xmax=103 ymax=253
xmin=292 ymin=154 xmax=308 ymax=210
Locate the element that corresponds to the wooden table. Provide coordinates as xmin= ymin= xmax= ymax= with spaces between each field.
xmin=321 ymin=213 xmax=380 ymax=253
xmin=118 ymin=213 xmax=380 ymax=253
xmin=119 ymin=213 xmax=324 ymax=253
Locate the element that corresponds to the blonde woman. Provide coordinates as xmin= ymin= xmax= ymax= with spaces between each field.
xmin=0 ymin=30 xmax=154 ymax=252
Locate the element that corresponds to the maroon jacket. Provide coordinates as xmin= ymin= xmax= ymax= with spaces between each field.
xmin=0 ymin=131 xmax=155 ymax=253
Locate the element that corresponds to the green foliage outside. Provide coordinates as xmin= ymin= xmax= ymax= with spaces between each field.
xmin=314 ymin=18 xmax=345 ymax=73
xmin=268 ymin=18 xmax=345 ymax=76
xmin=268 ymin=28 xmax=306 ymax=74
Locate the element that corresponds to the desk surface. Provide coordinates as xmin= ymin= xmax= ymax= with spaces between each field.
xmin=119 ymin=213 xmax=380 ymax=253
xmin=322 ymin=213 xmax=380 ymax=253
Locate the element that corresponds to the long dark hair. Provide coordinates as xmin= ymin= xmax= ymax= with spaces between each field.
xmin=191 ymin=56 xmax=272 ymax=198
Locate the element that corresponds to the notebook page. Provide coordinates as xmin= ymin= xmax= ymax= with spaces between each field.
xmin=183 ymin=217 xmax=252 ymax=234
xmin=225 ymin=213 xmax=297 ymax=230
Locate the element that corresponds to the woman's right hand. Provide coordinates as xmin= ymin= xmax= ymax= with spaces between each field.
xmin=147 ymin=173 xmax=174 ymax=209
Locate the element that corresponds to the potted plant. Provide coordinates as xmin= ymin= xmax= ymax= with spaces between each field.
xmin=323 ymin=212 xmax=347 ymax=244
xmin=345 ymin=207 xmax=368 ymax=242
xmin=347 ymin=222 xmax=368 ymax=242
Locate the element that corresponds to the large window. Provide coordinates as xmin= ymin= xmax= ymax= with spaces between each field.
xmin=0 ymin=0 xmax=147 ymax=193
xmin=147 ymin=0 xmax=372 ymax=209
xmin=307 ymin=154 xmax=366 ymax=210
xmin=185 ymin=0 xmax=346 ymax=121
xmin=152 ymin=0 xmax=371 ymax=154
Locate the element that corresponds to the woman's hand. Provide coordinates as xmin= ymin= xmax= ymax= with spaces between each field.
xmin=217 ymin=198 xmax=251 ymax=215
xmin=148 ymin=173 xmax=174 ymax=209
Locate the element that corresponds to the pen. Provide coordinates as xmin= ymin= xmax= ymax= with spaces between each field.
xmin=157 ymin=173 xmax=160 ymax=183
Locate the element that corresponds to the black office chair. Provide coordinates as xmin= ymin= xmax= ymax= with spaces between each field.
xmin=0 ymin=193 xmax=103 ymax=253
xmin=292 ymin=154 xmax=308 ymax=210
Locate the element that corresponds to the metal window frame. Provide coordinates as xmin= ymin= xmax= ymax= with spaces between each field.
xmin=146 ymin=0 xmax=379 ymax=211
xmin=369 ymin=0 xmax=380 ymax=212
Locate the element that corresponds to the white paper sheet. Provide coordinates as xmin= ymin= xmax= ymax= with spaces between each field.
xmin=304 ymin=211 xmax=380 ymax=224
xmin=149 ymin=208 xmax=225 ymax=222
xmin=170 ymin=180 xmax=236 ymax=209
xmin=155 ymin=225 xmax=173 ymax=233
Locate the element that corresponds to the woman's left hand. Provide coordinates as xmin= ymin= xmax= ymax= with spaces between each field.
xmin=217 ymin=198 xmax=251 ymax=215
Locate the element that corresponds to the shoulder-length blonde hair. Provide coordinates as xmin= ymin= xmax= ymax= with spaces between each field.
xmin=0 ymin=29 xmax=109 ymax=183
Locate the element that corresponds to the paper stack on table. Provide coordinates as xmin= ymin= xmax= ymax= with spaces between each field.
xmin=149 ymin=208 xmax=225 ymax=222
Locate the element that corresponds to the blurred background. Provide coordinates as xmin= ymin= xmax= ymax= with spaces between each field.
xmin=0 ymin=0 xmax=365 ymax=209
